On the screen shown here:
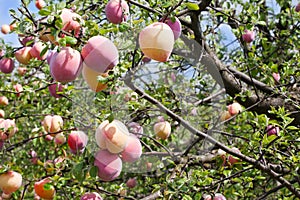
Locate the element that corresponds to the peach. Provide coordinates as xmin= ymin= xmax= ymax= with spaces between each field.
xmin=127 ymin=122 xmax=143 ymax=135
xmin=45 ymin=135 xmax=54 ymax=141
xmin=126 ymin=178 xmax=137 ymax=188
xmin=1 ymin=25 xmax=10 ymax=34
xmin=54 ymin=133 xmax=66 ymax=145
xmin=227 ymin=102 xmax=242 ymax=116
xmin=154 ymin=121 xmax=171 ymax=140
xmin=162 ymin=17 xmax=182 ymax=40
xmin=20 ymin=36 xmax=34 ymax=46
xmin=139 ymin=22 xmax=174 ymax=62
xmin=213 ymin=193 xmax=227 ymax=200
xmin=81 ymin=36 xmax=119 ymax=73
xmin=34 ymin=178 xmax=55 ymax=200
xmin=30 ymin=42 xmax=48 ymax=60
xmin=82 ymin=64 xmax=108 ymax=92
xmin=46 ymin=50 xmax=55 ymax=65
xmin=228 ymin=147 xmax=240 ymax=165
xmin=95 ymin=120 xmax=130 ymax=154
xmin=121 ymin=135 xmax=142 ymax=162
xmin=48 ymin=83 xmax=64 ymax=98
xmin=296 ymin=3 xmax=300 ymax=12
xmin=220 ymin=111 xmax=231 ymax=121
xmin=61 ymin=8 xmax=82 ymax=37
xmin=9 ymin=23 xmax=16 ymax=32
xmin=242 ymin=30 xmax=255 ymax=43
xmin=14 ymin=47 xmax=32 ymax=65
xmin=13 ymin=84 xmax=23 ymax=97
xmin=49 ymin=47 xmax=82 ymax=83
xmin=0 ymin=58 xmax=14 ymax=74
xmin=142 ymin=56 xmax=151 ymax=63
xmin=42 ymin=115 xmax=63 ymax=134
xmin=17 ymin=67 xmax=27 ymax=76
xmin=80 ymin=192 xmax=103 ymax=200
xmin=0 ymin=119 xmax=17 ymax=140
xmin=272 ymin=72 xmax=280 ymax=83
xmin=0 ymin=96 xmax=9 ymax=106
xmin=67 ymin=131 xmax=88 ymax=154
xmin=35 ymin=0 xmax=46 ymax=10
xmin=0 ymin=171 xmax=22 ymax=194
xmin=0 ymin=109 xmax=4 ymax=118
xmin=94 ymin=149 xmax=122 ymax=181
xmin=266 ymin=125 xmax=280 ymax=136
xmin=105 ymin=0 xmax=129 ymax=24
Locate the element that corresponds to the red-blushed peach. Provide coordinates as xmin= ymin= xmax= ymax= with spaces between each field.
xmin=227 ymin=102 xmax=242 ymax=116
xmin=0 ymin=109 xmax=4 ymax=118
xmin=0 ymin=96 xmax=9 ymax=106
xmin=139 ymin=22 xmax=174 ymax=62
xmin=67 ymin=131 xmax=88 ymax=154
xmin=228 ymin=147 xmax=240 ymax=165
xmin=94 ymin=149 xmax=122 ymax=181
xmin=266 ymin=125 xmax=280 ymax=136
xmin=95 ymin=120 xmax=130 ymax=154
xmin=17 ymin=67 xmax=27 ymax=76
xmin=0 ymin=58 xmax=14 ymax=74
xmin=242 ymin=30 xmax=255 ymax=43
xmin=45 ymin=134 xmax=54 ymax=141
xmin=20 ymin=36 xmax=34 ymax=46
xmin=61 ymin=8 xmax=82 ymax=37
xmin=54 ymin=133 xmax=66 ymax=145
xmin=213 ymin=193 xmax=227 ymax=200
xmin=126 ymin=178 xmax=137 ymax=188
xmin=1 ymin=25 xmax=10 ymax=34
xmin=14 ymin=47 xmax=32 ymax=65
xmin=105 ymin=0 xmax=129 ymax=24
xmin=154 ymin=121 xmax=171 ymax=140
xmin=13 ymin=84 xmax=23 ymax=97
xmin=0 ymin=171 xmax=22 ymax=195
xmin=80 ymin=192 xmax=103 ymax=200
xmin=35 ymin=0 xmax=46 ymax=10
xmin=0 ymin=119 xmax=18 ymax=140
xmin=30 ymin=42 xmax=48 ymax=60
xmin=121 ymin=135 xmax=142 ymax=162
xmin=34 ymin=178 xmax=55 ymax=200
xmin=9 ymin=23 xmax=16 ymax=32
xmin=272 ymin=72 xmax=280 ymax=83
xmin=81 ymin=36 xmax=119 ymax=73
xmin=82 ymin=63 xmax=108 ymax=92
xmin=220 ymin=111 xmax=231 ymax=121
xmin=49 ymin=47 xmax=82 ymax=83
xmin=162 ymin=17 xmax=182 ymax=40
xmin=42 ymin=115 xmax=63 ymax=134
xmin=48 ymin=83 xmax=64 ymax=98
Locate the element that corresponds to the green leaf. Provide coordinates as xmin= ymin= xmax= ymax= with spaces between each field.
xmin=38 ymin=9 xmax=51 ymax=16
xmin=185 ymin=3 xmax=199 ymax=11
xmin=65 ymin=36 xmax=78 ymax=45
xmin=89 ymin=166 xmax=98 ymax=178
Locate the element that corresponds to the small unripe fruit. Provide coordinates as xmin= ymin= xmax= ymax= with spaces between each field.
xmin=80 ymin=192 xmax=103 ymax=200
xmin=94 ymin=149 xmax=122 ymax=181
xmin=1 ymin=25 xmax=10 ymax=34
xmin=42 ymin=115 xmax=63 ymax=134
xmin=35 ymin=0 xmax=46 ymax=10
xmin=0 ymin=109 xmax=4 ymax=118
xmin=272 ymin=72 xmax=280 ymax=83
xmin=9 ymin=24 xmax=16 ymax=32
xmin=154 ymin=121 xmax=171 ymax=140
xmin=48 ymin=83 xmax=64 ymax=98
xmin=45 ymin=134 xmax=54 ymax=141
xmin=213 ymin=193 xmax=227 ymax=200
xmin=126 ymin=178 xmax=137 ymax=188
xmin=142 ymin=56 xmax=151 ymax=63
xmin=0 ymin=171 xmax=22 ymax=194
xmin=228 ymin=147 xmax=240 ymax=165
xmin=54 ymin=133 xmax=66 ymax=145
xmin=266 ymin=125 xmax=280 ymax=136
xmin=17 ymin=67 xmax=27 ymax=76
xmin=67 ymin=131 xmax=88 ymax=154
xmin=0 ymin=96 xmax=9 ymax=106
xmin=227 ymin=102 xmax=242 ymax=116
xmin=127 ymin=122 xmax=143 ymax=136
xmin=121 ymin=135 xmax=142 ymax=162
xmin=242 ymin=30 xmax=255 ymax=43
xmin=34 ymin=178 xmax=55 ymax=200
xmin=0 ymin=58 xmax=15 ymax=74
xmin=0 ymin=119 xmax=17 ymax=140
xmin=14 ymin=47 xmax=32 ymax=65
xmin=105 ymin=0 xmax=129 ymax=24
xmin=13 ymin=84 xmax=23 ymax=97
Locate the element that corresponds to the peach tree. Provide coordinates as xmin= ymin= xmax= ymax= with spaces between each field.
xmin=0 ymin=0 xmax=300 ymax=199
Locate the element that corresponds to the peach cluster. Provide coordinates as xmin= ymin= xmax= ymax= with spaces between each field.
xmin=94 ymin=120 xmax=142 ymax=181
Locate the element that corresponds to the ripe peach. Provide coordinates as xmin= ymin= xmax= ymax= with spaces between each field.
xmin=9 ymin=23 xmax=16 ymax=32
xmin=81 ymin=36 xmax=119 ymax=73
xmin=67 ymin=131 xmax=88 ymax=154
xmin=80 ymin=192 xmax=103 ymax=200
xmin=121 ymin=135 xmax=142 ymax=162
xmin=0 ymin=171 xmax=22 ymax=194
xmin=20 ymin=36 xmax=34 ymax=46
xmin=1 ymin=25 xmax=10 ymax=34
xmin=266 ymin=125 xmax=280 ymax=136
xmin=54 ymin=133 xmax=66 ymax=145
xmin=45 ymin=135 xmax=54 ymax=141
xmin=0 ymin=110 xmax=4 ymax=118
xmin=48 ymin=83 xmax=64 ymax=98
xmin=162 ymin=17 xmax=182 ymax=40
xmin=105 ymin=0 xmax=129 ymax=24
xmin=154 ymin=121 xmax=171 ymax=140
xmin=126 ymin=178 xmax=137 ymax=188
xmin=13 ymin=84 xmax=23 ymax=97
xmin=17 ymin=67 xmax=27 ymax=76
xmin=227 ymin=102 xmax=242 ymax=116
xmin=61 ymin=8 xmax=82 ymax=37
xmin=14 ymin=47 xmax=32 ymax=65
xmin=82 ymin=64 xmax=108 ymax=92
xmin=0 ymin=58 xmax=14 ymax=74
xmin=220 ymin=111 xmax=231 ymax=121
xmin=30 ymin=42 xmax=48 ymax=60
xmin=0 ymin=119 xmax=17 ymax=140
xmin=0 ymin=96 xmax=9 ymax=106
xmin=213 ymin=193 xmax=227 ymax=200
xmin=95 ymin=120 xmax=130 ymax=154
xmin=42 ymin=115 xmax=63 ymax=134
xmin=94 ymin=149 xmax=122 ymax=181
xmin=139 ymin=22 xmax=174 ymax=62
xmin=242 ymin=30 xmax=255 ymax=43
xmin=34 ymin=178 xmax=55 ymax=200
xmin=296 ymin=3 xmax=300 ymax=12
xmin=35 ymin=0 xmax=46 ymax=10
xmin=49 ymin=47 xmax=82 ymax=83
